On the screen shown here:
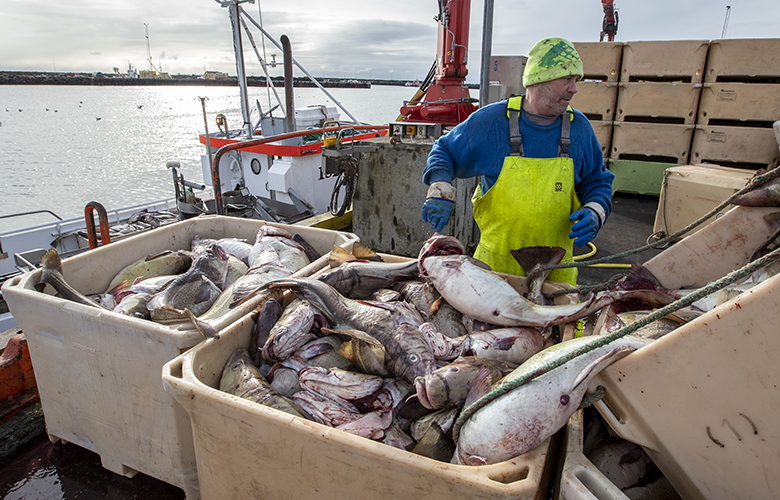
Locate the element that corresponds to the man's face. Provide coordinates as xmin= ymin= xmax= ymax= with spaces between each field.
xmin=528 ymin=75 xmax=579 ymax=117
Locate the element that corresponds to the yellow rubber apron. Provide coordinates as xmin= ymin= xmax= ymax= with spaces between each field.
xmin=472 ymin=95 xmax=581 ymax=285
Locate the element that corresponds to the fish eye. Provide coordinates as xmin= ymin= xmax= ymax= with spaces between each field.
xmin=233 ymin=363 xmax=241 ymax=370
xmin=448 ymin=367 xmax=459 ymax=373
xmin=408 ymin=354 xmax=419 ymax=362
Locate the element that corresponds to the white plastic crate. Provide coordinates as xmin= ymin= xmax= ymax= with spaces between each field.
xmin=559 ymin=410 xmax=630 ymax=500
xmin=0 ymin=216 xmax=357 ymax=499
xmin=594 ymin=205 xmax=780 ymax=499
xmin=162 ymin=266 xmax=578 ymax=500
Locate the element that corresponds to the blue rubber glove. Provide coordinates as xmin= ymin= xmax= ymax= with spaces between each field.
xmin=569 ymin=207 xmax=601 ymax=247
xmin=422 ymin=198 xmax=455 ymax=233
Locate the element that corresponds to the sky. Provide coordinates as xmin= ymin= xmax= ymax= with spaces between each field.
xmin=1 ymin=0 xmax=777 ymax=84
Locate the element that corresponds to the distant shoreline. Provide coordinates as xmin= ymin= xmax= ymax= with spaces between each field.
xmin=0 ymin=71 xmax=480 ymax=89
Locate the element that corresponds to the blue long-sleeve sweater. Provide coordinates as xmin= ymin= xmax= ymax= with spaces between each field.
xmin=423 ymin=99 xmax=615 ymax=218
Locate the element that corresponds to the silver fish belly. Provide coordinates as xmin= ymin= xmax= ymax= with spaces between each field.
xmin=420 ymin=254 xmax=591 ymax=328
xmin=455 ymin=335 xmax=651 ymax=465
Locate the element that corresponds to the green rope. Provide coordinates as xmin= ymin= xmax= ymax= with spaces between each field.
xmin=544 ymin=272 xmax=627 ymax=299
xmin=452 ymin=243 xmax=780 ymax=442
xmin=527 ymin=167 xmax=780 ymax=283
xmin=579 ymin=385 xmax=605 ymax=409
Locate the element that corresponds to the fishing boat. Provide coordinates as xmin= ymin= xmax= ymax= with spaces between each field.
xmin=3 ymin=0 xmax=780 ymax=496
xmin=0 ymin=0 xmax=389 ymax=333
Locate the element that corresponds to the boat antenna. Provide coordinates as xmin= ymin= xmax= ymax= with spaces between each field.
xmin=238 ymin=5 xmax=363 ymax=125
xmin=257 ymin=1 xmax=275 ymax=114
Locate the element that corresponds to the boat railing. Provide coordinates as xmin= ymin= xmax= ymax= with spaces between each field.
xmin=0 ymin=209 xmax=64 ymax=224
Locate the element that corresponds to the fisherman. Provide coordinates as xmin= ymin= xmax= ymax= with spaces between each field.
xmin=421 ymin=37 xmax=614 ymax=285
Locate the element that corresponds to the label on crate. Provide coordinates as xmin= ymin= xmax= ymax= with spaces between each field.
xmin=717 ymin=89 xmax=737 ymax=101
xmin=707 ymin=131 xmax=728 ymax=143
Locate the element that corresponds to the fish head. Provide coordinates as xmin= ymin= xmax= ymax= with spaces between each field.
xmin=415 ymin=367 xmax=457 ymax=410
xmin=257 ymin=223 xmax=293 ymax=240
xmin=387 ymin=324 xmax=437 ymax=384
xmin=730 ymin=174 xmax=780 ymax=207
xmin=417 ymin=235 xmax=465 ymax=275
xmin=218 ymin=347 xmax=259 ymax=393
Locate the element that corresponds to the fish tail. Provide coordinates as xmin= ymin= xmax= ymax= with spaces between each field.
xmin=510 ymin=246 xmax=566 ymax=275
xmin=621 ymin=263 xmax=667 ymax=292
xmin=185 ymin=309 xmax=220 ymax=339
xmin=41 ymin=248 xmax=63 ymax=273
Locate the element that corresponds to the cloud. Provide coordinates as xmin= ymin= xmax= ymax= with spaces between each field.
xmin=2 ymin=0 xmax=780 ymax=82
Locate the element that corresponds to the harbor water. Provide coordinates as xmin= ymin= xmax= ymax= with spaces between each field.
xmin=0 ymin=84 xmax=443 ymax=233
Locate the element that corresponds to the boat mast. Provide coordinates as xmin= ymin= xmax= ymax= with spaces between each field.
xmin=220 ymin=0 xmax=254 ymax=138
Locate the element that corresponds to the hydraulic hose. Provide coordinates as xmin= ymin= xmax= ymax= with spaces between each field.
xmin=574 ymin=242 xmax=632 ymax=269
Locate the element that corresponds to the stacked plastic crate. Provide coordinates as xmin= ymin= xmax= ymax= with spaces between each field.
xmin=571 ymin=42 xmax=623 ymax=159
xmin=692 ymin=38 xmax=780 ymax=169
xmin=606 ymin=41 xmax=708 ymax=194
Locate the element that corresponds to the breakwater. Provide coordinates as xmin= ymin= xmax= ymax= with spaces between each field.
xmin=0 ymin=71 xmax=389 ymax=88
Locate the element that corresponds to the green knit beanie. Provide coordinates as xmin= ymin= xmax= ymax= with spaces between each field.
xmin=523 ymin=37 xmax=584 ymax=87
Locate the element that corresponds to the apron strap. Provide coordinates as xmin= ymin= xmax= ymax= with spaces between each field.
xmin=508 ymin=108 xmax=524 ymax=156
xmin=558 ymin=109 xmax=573 ymax=158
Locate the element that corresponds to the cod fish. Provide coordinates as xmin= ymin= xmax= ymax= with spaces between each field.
xmin=191 ymin=235 xmax=253 ymax=265
xmin=329 ymin=325 xmax=434 ymax=383
xmin=316 ymin=259 xmax=420 ymax=299
xmin=396 ymin=280 xmax=441 ymax=321
xmin=262 ymin=298 xmax=324 ymax=363
xmin=599 ymin=308 xmax=681 ymax=340
xmin=418 ymin=235 xmax=593 ymax=328
xmin=298 ymin=367 xmax=384 ymax=401
xmin=113 ymin=275 xmax=174 ymax=319
xmin=248 ymin=225 xmax=310 ymax=271
xmin=250 ymin=297 xmax=283 ymax=363
xmin=279 ymin=335 xmax=353 ymax=373
xmin=462 ymin=327 xmax=546 ymax=365
xmin=104 ymin=249 xmax=190 ymax=295
xmin=730 ymin=172 xmax=780 ymax=207
xmin=334 ymin=329 xmax=392 ymax=377
xmin=410 ymin=406 xmax=460 ymax=442
xmin=219 ymin=347 xmax=305 ymax=418
xmin=454 ymin=334 xmax=651 ymax=466
xmin=198 ymin=262 xmax=292 ymax=322
xmin=587 ymin=439 xmax=657 ymax=491
xmin=39 ymin=249 xmax=109 ymax=310
xmin=415 ymin=357 xmax=517 ymax=410
xmin=266 ymin=278 xmax=424 ymax=343
xmin=147 ymin=243 xmax=229 ymax=322
xmin=510 ymin=246 xmax=566 ymax=305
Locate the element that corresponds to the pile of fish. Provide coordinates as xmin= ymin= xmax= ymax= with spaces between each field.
xmin=215 ymin=233 xmax=703 ymax=467
xmin=582 ymin=407 xmax=682 ymax=499
xmin=38 ymin=223 xmax=320 ymax=326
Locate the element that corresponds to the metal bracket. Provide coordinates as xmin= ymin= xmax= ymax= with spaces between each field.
xmin=389 ymin=121 xmax=443 ymax=142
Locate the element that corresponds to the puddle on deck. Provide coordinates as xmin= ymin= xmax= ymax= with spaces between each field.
xmin=0 ymin=437 xmax=186 ymax=500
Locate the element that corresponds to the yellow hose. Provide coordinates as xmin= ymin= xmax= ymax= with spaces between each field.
xmin=574 ymin=242 xmax=632 ymax=269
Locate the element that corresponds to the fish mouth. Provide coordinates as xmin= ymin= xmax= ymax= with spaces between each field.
xmin=417 ymin=235 xmax=465 ymax=275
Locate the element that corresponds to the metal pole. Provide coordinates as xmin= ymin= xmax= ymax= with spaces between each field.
xmin=282 ymin=35 xmax=295 ymax=134
xmin=478 ymin=0 xmax=494 ymax=108
xmin=199 ymin=97 xmax=215 ymax=173
xmin=239 ymin=6 xmax=363 ymax=125
xmin=228 ymin=3 xmax=253 ymax=137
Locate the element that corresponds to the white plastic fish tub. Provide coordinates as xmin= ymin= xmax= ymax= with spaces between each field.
xmin=590 ymin=205 xmax=780 ymax=499
xmin=559 ymin=410 xmax=631 ymax=500
xmin=0 ymin=215 xmax=357 ymax=500
xmin=162 ymin=270 xmax=579 ymax=500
